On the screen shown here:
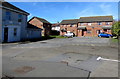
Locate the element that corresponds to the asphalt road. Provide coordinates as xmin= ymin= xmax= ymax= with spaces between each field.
xmin=2 ymin=37 xmax=119 ymax=78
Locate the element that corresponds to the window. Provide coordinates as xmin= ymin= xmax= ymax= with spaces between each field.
xmin=98 ymin=22 xmax=102 ymax=25
xmin=6 ymin=11 xmax=11 ymax=20
xmin=88 ymin=23 xmax=91 ymax=26
xmin=64 ymin=25 xmax=66 ymax=27
xmin=87 ymin=30 xmax=91 ymax=33
xmin=106 ymin=22 xmax=110 ymax=25
xmin=70 ymin=24 xmax=74 ymax=27
xmin=103 ymin=29 xmax=107 ymax=32
xmin=14 ymin=28 xmax=17 ymax=36
xmin=96 ymin=30 xmax=101 ymax=34
xmin=18 ymin=14 xmax=22 ymax=22
xmin=80 ymin=23 xmax=84 ymax=25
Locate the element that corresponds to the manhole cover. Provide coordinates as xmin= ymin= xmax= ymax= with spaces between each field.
xmin=14 ymin=66 xmax=35 ymax=74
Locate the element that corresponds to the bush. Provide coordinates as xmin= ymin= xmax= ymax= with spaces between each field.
xmin=112 ymin=22 xmax=120 ymax=37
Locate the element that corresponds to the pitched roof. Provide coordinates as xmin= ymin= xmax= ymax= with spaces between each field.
xmin=2 ymin=2 xmax=29 ymax=15
xmin=60 ymin=19 xmax=78 ymax=24
xmin=33 ymin=17 xmax=51 ymax=24
xmin=52 ymin=23 xmax=60 ymax=27
xmin=27 ymin=23 xmax=42 ymax=30
xmin=79 ymin=16 xmax=113 ymax=22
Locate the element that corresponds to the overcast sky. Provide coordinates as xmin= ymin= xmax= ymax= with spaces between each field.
xmin=10 ymin=2 xmax=118 ymax=23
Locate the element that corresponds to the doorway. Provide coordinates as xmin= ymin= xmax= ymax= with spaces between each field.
xmin=4 ymin=27 xmax=8 ymax=42
xmin=82 ymin=30 xmax=84 ymax=36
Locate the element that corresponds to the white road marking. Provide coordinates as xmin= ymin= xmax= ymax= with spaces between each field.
xmin=97 ymin=57 xmax=120 ymax=62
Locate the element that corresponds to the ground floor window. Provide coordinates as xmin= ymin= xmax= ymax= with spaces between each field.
xmin=103 ymin=29 xmax=107 ymax=32
xmin=14 ymin=28 xmax=17 ymax=36
xmin=107 ymin=30 xmax=111 ymax=33
xmin=96 ymin=30 xmax=101 ymax=34
xmin=87 ymin=30 xmax=92 ymax=34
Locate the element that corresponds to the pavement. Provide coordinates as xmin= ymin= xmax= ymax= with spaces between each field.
xmin=2 ymin=37 xmax=119 ymax=78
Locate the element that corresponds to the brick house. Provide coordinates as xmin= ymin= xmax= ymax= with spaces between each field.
xmin=78 ymin=16 xmax=113 ymax=37
xmin=60 ymin=16 xmax=113 ymax=37
xmin=51 ymin=23 xmax=60 ymax=35
xmin=60 ymin=19 xmax=78 ymax=36
xmin=28 ymin=17 xmax=52 ymax=37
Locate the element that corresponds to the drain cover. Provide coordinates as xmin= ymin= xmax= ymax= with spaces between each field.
xmin=14 ymin=66 xmax=35 ymax=74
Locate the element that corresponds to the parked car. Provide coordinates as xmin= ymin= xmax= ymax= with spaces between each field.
xmin=98 ymin=33 xmax=113 ymax=38
xmin=64 ymin=31 xmax=74 ymax=37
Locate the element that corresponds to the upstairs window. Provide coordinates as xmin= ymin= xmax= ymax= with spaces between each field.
xmin=6 ymin=11 xmax=11 ymax=20
xmin=87 ymin=30 xmax=92 ymax=33
xmin=106 ymin=22 xmax=110 ymax=25
xmin=80 ymin=23 xmax=84 ymax=26
xmin=88 ymin=23 xmax=91 ymax=26
xmin=64 ymin=25 xmax=67 ymax=27
xmin=70 ymin=24 xmax=74 ymax=27
xmin=98 ymin=22 xmax=102 ymax=25
xmin=18 ymin=14 xmax=22 ymax=22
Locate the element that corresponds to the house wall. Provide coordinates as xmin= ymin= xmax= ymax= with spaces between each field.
xmin=20 ymin=14 xmax=28 ymax=40
xmin=43 ymin=23 xmax=51 ymax=36
xmin=4 ymin=25 xmax=21 ymax=42
xmin=60 ymin=24 xmax=77 ymax=36
xmin=0 ymin=5 xmax=2 ymax=43
xmin=78 ymin=22 xmax=113 ymax=37
xmin=60 ymin=21 xmax=113 ymax=37
xmin=2 ymin=8 xmax=28 ymax=42
xmin=26 ymin=29 xmax=42 ymax=39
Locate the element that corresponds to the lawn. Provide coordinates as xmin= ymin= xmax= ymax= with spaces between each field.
xmin=49 ymin=35 xmax=67 ymax=38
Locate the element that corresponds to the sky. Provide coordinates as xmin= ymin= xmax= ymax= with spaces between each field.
xmin=10 ymin=2 xmax=118 ymax=23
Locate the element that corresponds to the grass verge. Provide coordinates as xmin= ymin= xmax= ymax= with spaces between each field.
xmin=49 ymin=35 xmax=68 ymax=38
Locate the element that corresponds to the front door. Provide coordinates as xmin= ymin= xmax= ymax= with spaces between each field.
xmin=4 ymin=27 xmax=8 ymax=42
xmin=82 ymin=29 xmax=84 ymax=36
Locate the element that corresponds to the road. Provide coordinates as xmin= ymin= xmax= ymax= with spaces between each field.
xmin=2 ymin=37 xmax=119 ymax=78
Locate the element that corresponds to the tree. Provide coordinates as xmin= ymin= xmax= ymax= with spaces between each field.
xmin=112 ymin=22 xmax=120 ymax=37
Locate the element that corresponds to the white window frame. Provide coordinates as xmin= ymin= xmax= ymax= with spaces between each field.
xmin=98 ymin=22 xmax=102 ymax=25
xmin=88 ymin=23 xmax=91 ymax=26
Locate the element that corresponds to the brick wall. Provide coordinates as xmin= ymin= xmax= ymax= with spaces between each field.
xmin=29 ymin=18 xmax=51 ymax=36
xmin=60 ymin=24 xmax=77 ymax=36
xmin=78 ymin=22 xmax=113 ymax=37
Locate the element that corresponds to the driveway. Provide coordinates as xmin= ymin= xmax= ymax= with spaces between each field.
xmin=2 ymin=37 xmax=119 ymax=78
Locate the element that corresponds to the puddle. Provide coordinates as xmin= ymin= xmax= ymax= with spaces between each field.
xmin=14 ymin=66 xmax=35 ymax=74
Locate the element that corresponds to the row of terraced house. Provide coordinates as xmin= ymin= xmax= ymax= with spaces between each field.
xmin=60 ymin=16 xmax=113 ymax=37
xmin=0 ymin=1 xmax=114 ymax=43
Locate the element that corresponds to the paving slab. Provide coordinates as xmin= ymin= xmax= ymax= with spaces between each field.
xmin=69 ymin=56 xmax=103 ymax=72
xmin=90 ymin=61 xmax=118 ymax=77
